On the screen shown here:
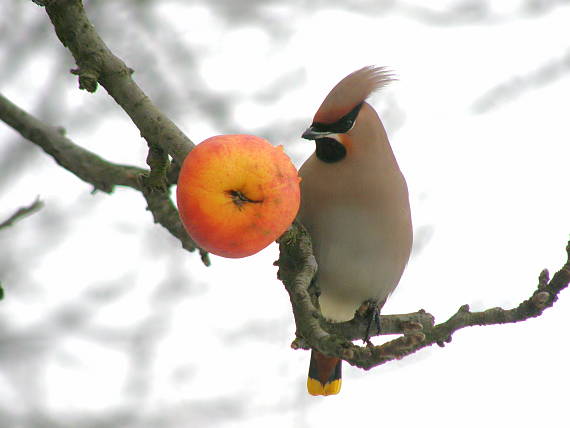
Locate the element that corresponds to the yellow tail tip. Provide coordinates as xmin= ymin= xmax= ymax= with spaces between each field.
xmin=307 ymin=377 xmax=342 ymax=396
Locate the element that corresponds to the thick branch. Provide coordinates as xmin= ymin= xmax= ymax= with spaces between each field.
xmin=0 ymin=93 xmax=143 ymax=192
xmin=277 ymin=223 xmax=570 ymax=370
xmin=0 ymin=198 xmax=44 ymax=231
xmin=40 ymin=0 xmax=194 ymax=164
xmin=0 ymin=93 xmax=207 ymax=264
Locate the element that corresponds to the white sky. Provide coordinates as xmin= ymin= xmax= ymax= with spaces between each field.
xmin=1 ymin=1 xmax=569 ymax=427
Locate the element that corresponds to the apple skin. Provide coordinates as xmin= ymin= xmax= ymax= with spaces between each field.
xmin=176 ymin=134 xmax=301 ymax=258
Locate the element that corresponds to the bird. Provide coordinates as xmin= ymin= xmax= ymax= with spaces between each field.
xmin=298 ymin=66 xmax=413 ymax=396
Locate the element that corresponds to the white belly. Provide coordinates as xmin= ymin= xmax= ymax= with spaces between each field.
xmin=308 ymin=205 xmax=409 ymax=321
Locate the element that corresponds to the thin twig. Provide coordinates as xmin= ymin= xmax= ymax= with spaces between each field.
xmin=0 ymin=198 xmax=44 ymax=230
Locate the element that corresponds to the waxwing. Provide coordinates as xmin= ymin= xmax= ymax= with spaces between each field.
xmin=298 ymin=66 xmax=413 ymax=396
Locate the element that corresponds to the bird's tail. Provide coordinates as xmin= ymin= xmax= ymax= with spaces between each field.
xmin=307 ymin=350 xmax=342 ymax=396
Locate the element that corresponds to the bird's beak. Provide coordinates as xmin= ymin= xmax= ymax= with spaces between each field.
xmin=301 ymin=126 xmax=332 ymax=141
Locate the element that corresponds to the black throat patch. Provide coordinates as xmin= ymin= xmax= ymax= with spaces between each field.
xmin=315 ymin=137 xmax=346 ymax=163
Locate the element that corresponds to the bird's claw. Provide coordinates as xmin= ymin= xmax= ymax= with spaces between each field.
xmin=358 ymin=299 xmax=383 ymax=346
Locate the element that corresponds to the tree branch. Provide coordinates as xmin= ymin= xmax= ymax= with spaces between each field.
xmin=2 ymin=1 xmax=209 ymax=264
xmin=142 ymin=186 xmax=210 ymax=266
xmin=39 ymin=0 xmax=194 ymax=165
xmin=0 ymin=93 xmax=143 ymax=193
xmin=0 ymin=198 xmax=44 ymax=231
xmin=0 ymin=93 xmax=208 ymax=264
xmin=277 ymin=223 xmax=570 ymax=370
xmin=142 ymin=143 xmax=170 ymax=193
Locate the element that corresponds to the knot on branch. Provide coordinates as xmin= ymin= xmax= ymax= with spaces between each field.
xmin=436 ymin=335 xmax=453 ymax=348
xmin=531 ymin=291 xmax=551 ymax=309
xmin=141 ymin=144 xmax=170 ymax=193
xmin=71 ymin=67 xmax=99 ymax=93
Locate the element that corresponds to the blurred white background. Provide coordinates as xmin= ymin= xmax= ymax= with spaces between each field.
xmin=1 ymin=0 xmax=569 ymax=427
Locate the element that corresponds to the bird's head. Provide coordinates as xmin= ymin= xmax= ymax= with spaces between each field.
xmin=302 ymin=66 xmax=394 ymax=163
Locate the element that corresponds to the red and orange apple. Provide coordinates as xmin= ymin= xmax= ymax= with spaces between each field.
xmin=176 ymin=134 xmax=301 ymax=258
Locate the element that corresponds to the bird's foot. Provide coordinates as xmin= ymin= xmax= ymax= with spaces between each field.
xmin=357 ymin=299 xmax=383 ymax=347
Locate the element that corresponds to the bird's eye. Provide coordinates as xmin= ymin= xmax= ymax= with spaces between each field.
xmin=339 ymin=119 xmax=354 ymax=133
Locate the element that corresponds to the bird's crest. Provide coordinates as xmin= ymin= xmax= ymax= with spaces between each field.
xmin=313 ymin=66 xmax=395 ymax=124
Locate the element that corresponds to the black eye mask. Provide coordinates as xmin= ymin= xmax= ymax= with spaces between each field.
xmin=310 ymin=102 xmax=363 ymax=134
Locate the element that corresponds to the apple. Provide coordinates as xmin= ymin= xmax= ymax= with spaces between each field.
xmin=176 ymin=134 xmax=301 ymax=258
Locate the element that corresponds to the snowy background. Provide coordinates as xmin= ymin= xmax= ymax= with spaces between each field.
xmin=1 ymin=1 xmax=569 ymax=427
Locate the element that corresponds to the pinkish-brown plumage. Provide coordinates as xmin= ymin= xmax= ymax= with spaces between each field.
xmin=312 ymin=66 xmax=395 ymax=124
xmin=301 ymin=65 xmax=412 ymax=396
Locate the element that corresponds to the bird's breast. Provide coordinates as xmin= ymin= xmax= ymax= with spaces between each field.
xmin=299 ymin=156 xmax=412 ymax=321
